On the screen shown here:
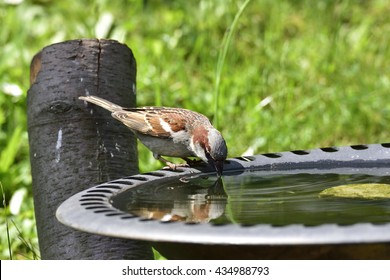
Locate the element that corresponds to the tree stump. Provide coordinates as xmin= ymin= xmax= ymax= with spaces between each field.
xmin=27 ymin=39 xmax=153 ymax=259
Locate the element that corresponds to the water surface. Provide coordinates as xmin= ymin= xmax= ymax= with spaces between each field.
xmin=111 ymin=171 xmax=390 ymax=225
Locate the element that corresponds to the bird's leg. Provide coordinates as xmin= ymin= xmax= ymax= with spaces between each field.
xmin=153 ymin=153 xmax=189 ymax=170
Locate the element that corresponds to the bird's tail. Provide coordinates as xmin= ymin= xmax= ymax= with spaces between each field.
xmin=79 ymin=95 xmax=124 ymax=112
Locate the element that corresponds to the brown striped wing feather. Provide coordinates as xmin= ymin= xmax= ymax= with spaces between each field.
xmin=111 ymin=107 xmax=210 ymax=138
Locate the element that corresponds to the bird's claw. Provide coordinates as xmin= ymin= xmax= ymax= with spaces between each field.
xmin=163 ymin=162 xmax=190 ymax=171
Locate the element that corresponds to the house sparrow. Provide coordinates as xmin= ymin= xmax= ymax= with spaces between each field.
xmin=79 ymin=95 xmax=228 ymax=176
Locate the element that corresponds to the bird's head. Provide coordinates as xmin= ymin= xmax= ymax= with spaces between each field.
xmin=191 ymin=126 xmax=228 ymax=176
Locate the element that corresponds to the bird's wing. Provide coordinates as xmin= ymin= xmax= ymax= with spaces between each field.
xmin=112 ymin=107 xmax=191 ymax=138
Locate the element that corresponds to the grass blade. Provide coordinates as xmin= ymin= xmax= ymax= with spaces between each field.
xmin=1 ymin=182 xmax=12 ymax=260
xmin=214 ymin=0 xmax=252 ymax=127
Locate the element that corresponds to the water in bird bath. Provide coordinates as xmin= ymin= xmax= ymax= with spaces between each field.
xmin=110 ymin=170 xmax=390 ymax=226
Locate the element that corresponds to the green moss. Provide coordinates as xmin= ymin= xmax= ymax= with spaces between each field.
xmin=319 ymin=184 xmax=390 ymax=200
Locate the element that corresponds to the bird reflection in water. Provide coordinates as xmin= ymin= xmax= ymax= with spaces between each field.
xmin=128 ymin=177 xmax=227 ymax=224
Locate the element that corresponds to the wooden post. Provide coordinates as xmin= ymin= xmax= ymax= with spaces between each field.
xmin=27 ymin=39 xmax=153 ymax=259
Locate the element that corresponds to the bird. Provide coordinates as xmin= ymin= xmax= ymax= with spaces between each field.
xmin=79 ymin=95 xmax=228 ymax=176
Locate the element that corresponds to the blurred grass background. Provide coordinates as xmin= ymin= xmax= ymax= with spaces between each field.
xmin=1 ymin=0 xmax=390 ymax=259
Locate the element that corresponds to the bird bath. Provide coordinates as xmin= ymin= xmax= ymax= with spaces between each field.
xmin=57 ymin=143 xmax=390 ymax=259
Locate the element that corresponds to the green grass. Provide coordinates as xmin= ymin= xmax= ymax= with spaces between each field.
xmin=1 ymin=0 xmax=390 ymax=259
